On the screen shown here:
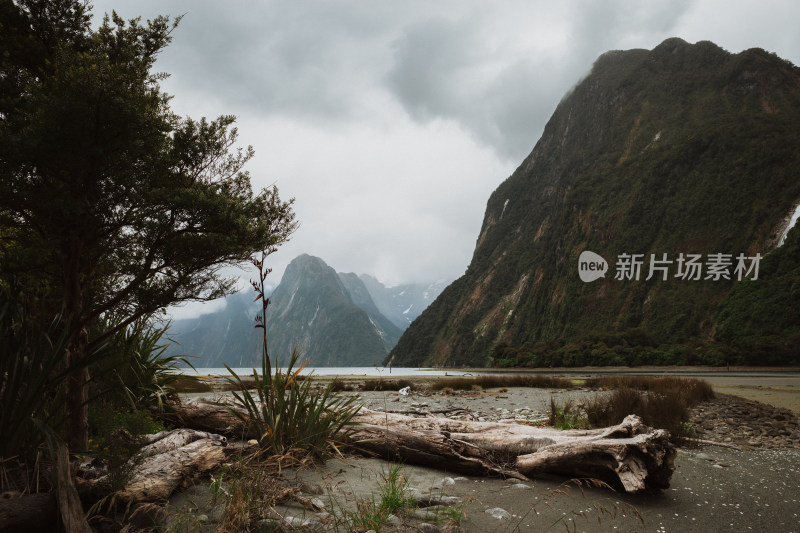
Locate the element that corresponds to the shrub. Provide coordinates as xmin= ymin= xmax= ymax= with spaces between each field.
xmin=91 ymin=318 xmax=187 ymax=413
xmin=579 ymin=376 xmax=715 ymax=442
xmin=227 ymin=349 xmax=361 ymax=457
xmin=226 ymin=251 xmax=362 ymax=458
xmin=548 ymin=397 xmax=589 ymax=429
xmin=0 ymin=288 xmax=105 ymax=464
xmin=328 ymin=377 xmax=358 ymax=392
xmin=429 ymin=374 xmax=574 ymax=391
xmin=583 ymin=375 xmax=714 ymax=405
xmin=87 ymin=405 xmax=169 ymax=490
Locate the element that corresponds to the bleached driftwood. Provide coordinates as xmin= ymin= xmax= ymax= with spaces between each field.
xmin=167 ymin=396 xmax=252 ymax=438
xmin=92 ymin=428 xmax=228 ymax=503
xmin=347 ymin=409 xmax=675 ymax=492
xmin=166 ymin=398 xmax=675 ymax=493
xmin=0 ymin=429 xmax=228 ymax=532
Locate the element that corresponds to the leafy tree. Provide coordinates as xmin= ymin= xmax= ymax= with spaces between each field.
xmin=0 ymin=1 xmax=298 ymax=451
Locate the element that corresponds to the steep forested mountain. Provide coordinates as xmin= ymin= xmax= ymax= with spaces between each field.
xmin=166 ymin=291 xmax=262 ymax=368
xmin=388 ymin=38 xmax=800 ymax=368
xmin=337 ymin=272 xmax=403 ymax=348
xmin=263 ymin=254 xmax=394 ymax=366
xmin=166 ymin=254 xmax=406 ymax=367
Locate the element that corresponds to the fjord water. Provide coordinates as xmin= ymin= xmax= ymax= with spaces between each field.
xmin=179 ymin=367 xmax=476 ymax=377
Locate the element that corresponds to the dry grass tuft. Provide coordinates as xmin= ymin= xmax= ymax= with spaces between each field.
xmin=584 ymin=375 xmax=714 ymax=405
xmin=517 ymin=478 xmax=643 ymax=531
xmin=578 ymin=376 xmax=715 ymax=442
xmin=359 ymin=378 xmax=415 ymax=392
xmin=429 ymin=374 xmax=574 ymax=391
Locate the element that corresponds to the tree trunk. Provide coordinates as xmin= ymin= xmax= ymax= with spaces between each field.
xmin=54 ymin=442 xmax=93 ymax=533
xmin=65 ymin=333 xmax=90 ymax=453
xmin=165 ymin=396 xmax=253 ymax=438
xmin=0 ymin=493 xmax=57 ymax=533
xmin=346 ymin=409 xmax=675 ymax=492
xmin=165 ymin=399 xmax=675 ymax=493
xmin=63 ymin=231 xmax=90 ymax=453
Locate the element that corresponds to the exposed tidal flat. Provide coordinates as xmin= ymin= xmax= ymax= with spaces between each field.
xmin=180 ymin=365 xmax=800 ymax=415
xmin=167 ymin=367 xmax=800 ymax=532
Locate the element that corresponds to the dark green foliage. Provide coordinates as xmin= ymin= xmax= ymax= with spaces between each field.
xmin=87 ymin=405 xmax=169 ymax=490
xmin=714 ymin=226 xmax=800 ymax=364
xmin=91 ymin=318 xmax=187 ymax=412
xmin=390 ymin=38 xmax=800 ymax=368
xmin=226 ymin=348 xmax=362 ymax=458
xmin=0 ymin=284 xmax=109 ymax=461
xmin=0 ymin=0 xmax=296 ymax=447
xmin=489 ymin=336 xmax=743 ymax=368
xmin=0 ymin=290 xmax=70 ymax=461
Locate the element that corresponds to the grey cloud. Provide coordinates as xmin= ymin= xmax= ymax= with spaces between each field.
xmin=86 ymin=0 xmax=800 ymax=299
xmin=383 ymin=1 xmax=698 ymax=162
xmin=384 ymin=15 xmax=551 ymax=162
xmin=95 ymin=1 xmax=398 ymax=120
xmin=385 ymin=17 xmax=476 ymax=121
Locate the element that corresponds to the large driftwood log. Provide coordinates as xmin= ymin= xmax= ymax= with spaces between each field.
xmin=347 ymin=409 xmax=675 ymax=492
xmin=0 ymin=429 xmax=228 ymax=533
xmin=166 ymin=397 xmax=252 ymax=438
xmin=167 ymin=398 xmax=675 ymax=493
xmin=86 ymin=428 xmax=229 ymax=504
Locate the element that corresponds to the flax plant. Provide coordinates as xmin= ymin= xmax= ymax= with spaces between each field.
xmin=225 ymin=249 xmax=361 ymax=457
xmin=0 ymin=290 xmax=104 ymax=464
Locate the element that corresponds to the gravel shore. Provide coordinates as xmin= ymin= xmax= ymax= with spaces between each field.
xmin=169 ymin=376 xmax=800 ymax=532
xmin=278 ymin=385 xmax=800 ymax=532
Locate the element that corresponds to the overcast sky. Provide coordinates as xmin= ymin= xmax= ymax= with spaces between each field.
xmin=90 ymin=0 xmax=800 ymax=318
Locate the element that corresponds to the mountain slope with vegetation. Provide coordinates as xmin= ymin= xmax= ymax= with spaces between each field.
xmin=167 ymin=254 xmax=406 ymax=367
xmin=266 ymin=254 xmax=395 ymax=366
xmin=338 ymin=272 xmax=404 ymax=348
xmin=388 ymin=38 xmax=800 ymax=368
xmin=165 ymin=292 xmax=262 ymax=368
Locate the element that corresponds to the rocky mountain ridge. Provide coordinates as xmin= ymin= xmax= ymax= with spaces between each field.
xmin=388 ymin=38 xmax=800 ymax=367
xmin=165 ymin=254 xmax=443 ymax=367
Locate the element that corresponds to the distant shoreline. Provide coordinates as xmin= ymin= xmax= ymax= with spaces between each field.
xmin=178 ymin=364 xmax=800 ymax=378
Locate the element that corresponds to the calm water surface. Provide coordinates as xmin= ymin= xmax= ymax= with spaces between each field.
xmin=179 ymin=367 xmax=478 ymax=378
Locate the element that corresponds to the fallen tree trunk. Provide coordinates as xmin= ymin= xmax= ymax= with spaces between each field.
xmin=346 ymin=409 xmax=674 ymax=492
xmin=165 ymin=397 xmax=252 ymax=438
xmin=167 ymin=398 xmax=675 ymax=493
xmin=0 ymin=429 xmax=229 ymax=533
xmin=344 ymin=422 xmax=527 ymax=480
xmin=82 ymin=428 xmax=229 ymax=504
